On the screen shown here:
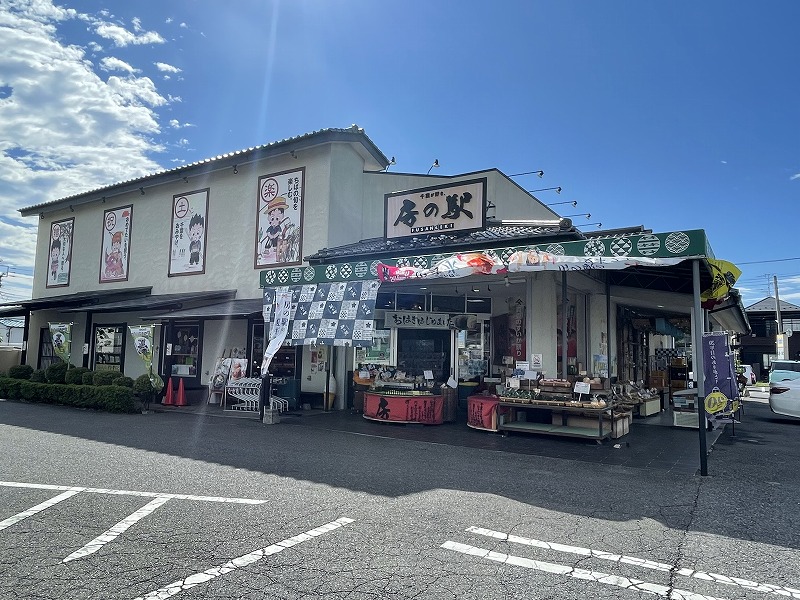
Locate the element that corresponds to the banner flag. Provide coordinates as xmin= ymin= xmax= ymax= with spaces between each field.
xmin=702 ymin=331 xmax=739 ymax=425
xmin=128 ymin=324 xmax=163 ymax=391
xmin=48 ymin=322 xmax=72 ymax=365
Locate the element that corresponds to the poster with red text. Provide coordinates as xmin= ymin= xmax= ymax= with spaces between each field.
xmin=99 ymin=205 xmax=132 ymax=283
xmin=169 ymin=189 xmax=209 ymax=276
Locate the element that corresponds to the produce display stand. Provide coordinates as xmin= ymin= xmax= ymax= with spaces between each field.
xmin=467 ymin=380 xmax=624 ymax=441
xmin=363 ymin=391 xmax=444 ymax=425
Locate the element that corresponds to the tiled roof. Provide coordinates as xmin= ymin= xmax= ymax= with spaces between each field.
xmin=20 ymin=125 xmax=388 ymax=215
xmin=745 ymin=297 xmax=800 ymax=313
xmin=306 ymin=220 xmax=583 ymax=262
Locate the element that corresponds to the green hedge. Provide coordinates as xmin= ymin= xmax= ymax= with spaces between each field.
xmin=0 ymin=377 xmax=137 ymax=413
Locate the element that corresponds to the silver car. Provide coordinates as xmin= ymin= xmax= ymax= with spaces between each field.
xmin=768 ymin=360 xmax=800 ymax=418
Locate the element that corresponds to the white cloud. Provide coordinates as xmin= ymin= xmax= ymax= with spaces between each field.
xmin=169 ymin=119 xmax=194 ymax=129
xmin=99 ymin=56 xmax=139 ymax=74
xmin=0 ymin=1 xmax=175 ymax=299
xmin=155 ymin=61 xmax=181 ymax=74
xmin=94 ymin=22 xmax=165 ymax=47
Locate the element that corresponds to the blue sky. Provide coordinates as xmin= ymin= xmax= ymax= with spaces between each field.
xmin=1 ymin=0 xmax=799 ymax=308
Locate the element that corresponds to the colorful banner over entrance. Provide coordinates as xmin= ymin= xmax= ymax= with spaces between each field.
xmin=48 ymin=322 xmax=71 ymax=365
xmin=262 ymin=281 xmax=381 ymax=348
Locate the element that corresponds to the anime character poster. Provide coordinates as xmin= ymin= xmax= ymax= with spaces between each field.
xmin=255 ymin=167 xmax=304 ymax=268
xmin=169 ymin=189 xmax=209 ymax=276
xmin=46 ymin=218 xmax=74 ymax=288
xmin=99 ymin=205 xmax=132 ymax=283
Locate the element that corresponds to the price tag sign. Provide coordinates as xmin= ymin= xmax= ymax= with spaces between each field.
xmin=574 ymin=381 xmax=591 ymax=395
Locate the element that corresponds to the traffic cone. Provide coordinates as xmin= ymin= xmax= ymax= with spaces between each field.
xmin=175 ymin=377 xmax=188 ymax=406
xmin=162 ymin=377 xmax=174 ymax=405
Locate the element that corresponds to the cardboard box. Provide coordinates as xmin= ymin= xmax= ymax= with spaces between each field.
xmin=611 ymin=415 xmax=629 ymax=438
xmin=639 ymin=398 xmax=661 ymax=416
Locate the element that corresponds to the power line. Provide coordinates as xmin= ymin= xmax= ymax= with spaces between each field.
xmin=736 ymin=257 xmax=800 ymax=265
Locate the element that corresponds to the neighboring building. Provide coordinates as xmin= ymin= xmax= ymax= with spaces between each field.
xmin=0 ymin=318 xmax=24 ymax=346
xmin=0 ymin=125 xmax=748 ymax=413
xmin=741 ymin=297 xmax=800 ymax=378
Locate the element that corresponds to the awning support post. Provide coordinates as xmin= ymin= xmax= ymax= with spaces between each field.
xmin=693 ymin=259 xmax=708 ymax=476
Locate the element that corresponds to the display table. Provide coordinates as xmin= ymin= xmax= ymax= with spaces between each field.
xmin=467 ymin=396 xmax=501 ymax=431
xmin=467 ymin=395 xmax=616 ymax=440
xmin=363 ymin=392 xmax=444 ymax=425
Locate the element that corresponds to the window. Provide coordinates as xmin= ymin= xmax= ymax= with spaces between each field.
xmin=170 ymin=324 xmax=200 ymax=378
xmin=37 ymin=327 xmax=58 ymax=371
xmin=94 ymin=324 xmax=125 ymax=372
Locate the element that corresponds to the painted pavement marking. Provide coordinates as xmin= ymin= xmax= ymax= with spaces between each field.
xmin=0 ymin=481 xmax=268 ymax=504
xmin=466 ymin=526 xmax=800 ymax=599
xmin=133 ymin=517 xmax=355 ymax=600
xmin=0 ymin=480 xmax=270 ymax=562
xmin=442 ymin=541 xmax=725 ymax=600
xmin=63 ymin=496 xmax=173 ymax=562
xmin=0 ymin=488 xmax=84 ymax=531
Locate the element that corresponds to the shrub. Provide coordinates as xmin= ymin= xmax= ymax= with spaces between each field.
xmin=8 ymin=365 xmax=34 ymax=380
xmin=133 ymin=374 xmax=159 ymax=411
xmin=112 ymin=376 xmax=134 ymax=388
xmin=92 ymin=371 xmax=118 ymax=386
xmin=30 ymin=369 xmax=47 ymax=383
xmin=65 ymin=367 xmax=90 ymax=385
xmin=0 ymin=376 xmax=137 ymax=413
xmin=81 ymin=371 xmax=95 ymax=385
xmin=46 ymin=361 xmax=69 ymax=384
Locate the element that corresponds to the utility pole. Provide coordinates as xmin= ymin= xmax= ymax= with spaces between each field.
xmin=774 ymin=275 xmax=783 ymax=334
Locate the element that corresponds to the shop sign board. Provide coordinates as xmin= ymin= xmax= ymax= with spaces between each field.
xmin=384 ymin=178 xmax=487 ymax=241
xmin=384 ymin=311 xmax=451 ymax=329
xmin=776 ymin=333 xmax=788 ymax=360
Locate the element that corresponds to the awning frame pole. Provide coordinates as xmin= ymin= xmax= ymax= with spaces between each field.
xmin=693 ymin=259 xmax=709 ymax=476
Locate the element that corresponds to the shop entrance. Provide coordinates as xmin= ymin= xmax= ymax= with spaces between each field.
xmin=396 ymin=328 xmax=451 ymax=382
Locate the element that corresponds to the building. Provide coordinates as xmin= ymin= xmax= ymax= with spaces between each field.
xmin=740 ymin=297 xmax=800 ymax=379
xmin=0 ymin=125 xmax=748 ymax=420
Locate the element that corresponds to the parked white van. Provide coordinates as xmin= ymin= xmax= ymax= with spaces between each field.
xmin=768 ymin=360 xmax=800 ymax=418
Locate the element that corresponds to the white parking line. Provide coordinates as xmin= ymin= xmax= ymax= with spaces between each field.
xmin=467 ymin=526 xmax=800 ymax=598
xmin=0 ymin=488 xmax=84 ymax=531
xmin=442 ymin=541 xmax=725 ymax=600
xmin=0 ymin=481 xmax=267 ymax=504
xmin=63 ymin=496 xmax=172 ymax=562
xmin=133 ymin=517 xmax=355 ymax=600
